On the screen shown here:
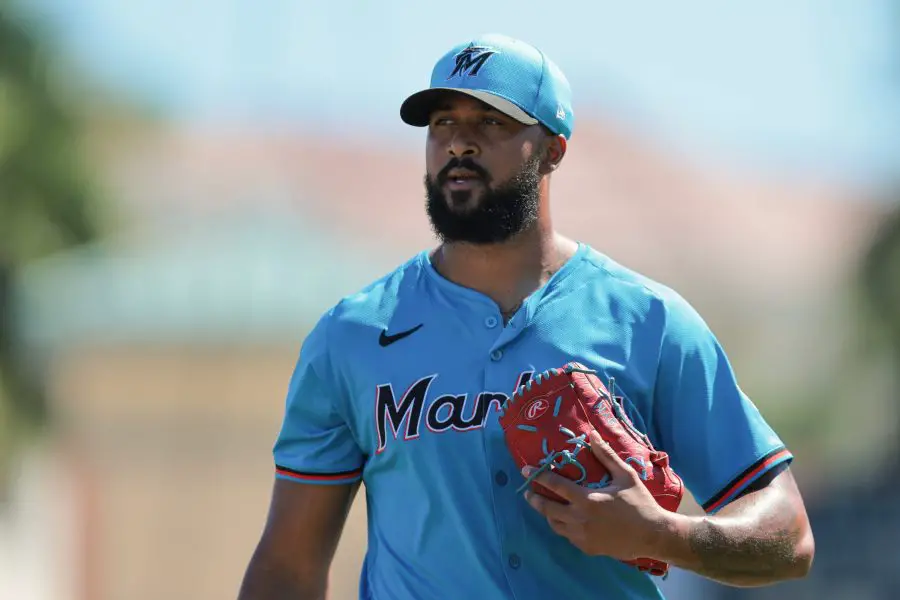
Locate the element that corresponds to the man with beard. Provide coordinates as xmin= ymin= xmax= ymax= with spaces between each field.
xmin=237 ymin=34 xmax=814 ymax=600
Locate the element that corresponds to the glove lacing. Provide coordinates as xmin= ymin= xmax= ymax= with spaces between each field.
xmin=516 ymin=426 xmax=613 ymax=493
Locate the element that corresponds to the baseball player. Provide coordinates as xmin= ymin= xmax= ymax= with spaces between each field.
xmin=238 ymin=34 xmax=814 ymax=600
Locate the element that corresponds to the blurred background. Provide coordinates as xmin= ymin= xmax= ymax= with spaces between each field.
xmin=1 ymin=1 xmax=899 ymax=599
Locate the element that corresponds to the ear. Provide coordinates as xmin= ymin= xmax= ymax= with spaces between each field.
xmin=540 ymin=134 xmax=567 ymax=174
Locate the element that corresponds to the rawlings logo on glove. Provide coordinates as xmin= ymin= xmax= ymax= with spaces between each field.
xmin=498 ymin=361 xmax=684 ymax=576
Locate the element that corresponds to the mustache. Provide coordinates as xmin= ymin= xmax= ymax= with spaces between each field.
xmin=435 ymin=158 xmax=491 ymax=185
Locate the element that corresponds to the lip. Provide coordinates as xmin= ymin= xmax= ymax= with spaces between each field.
xmin=445 ymin=177 xmax=483 ymax=191
xmin=447 ymin=168 xmax=480 ymax=179
xmin=443 ymin=169 xmax=483 ymax=191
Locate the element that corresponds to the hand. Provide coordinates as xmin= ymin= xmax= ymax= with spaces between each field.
xmin=523 ymin=430 xmax=672 ymax=561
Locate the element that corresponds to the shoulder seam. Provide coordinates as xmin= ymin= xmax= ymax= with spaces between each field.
xmin=581 ymin=253 xmax=667 ymax=305
xmin=331 ymin=252 xmax=425 ymax=311
xmin=580 ymin=253 xmax=671 ymax=443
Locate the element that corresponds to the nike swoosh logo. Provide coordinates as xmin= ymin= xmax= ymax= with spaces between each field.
xmin=379 ymin=324 xmax=423 ymax=347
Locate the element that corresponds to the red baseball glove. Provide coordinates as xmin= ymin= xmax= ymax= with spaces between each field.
xmin=498 ymin=361 xmax=684 ymax=576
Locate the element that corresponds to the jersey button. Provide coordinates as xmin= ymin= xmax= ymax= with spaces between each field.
xmin=494 ymin=471 xmax=508 ymax=486
xmin=508 ymin=553 xmax=521 ymax=569
xmin=490 ymin=349 xmax=503 ymax=361
xmin=485 ymin=315 xmax=498 ymax=328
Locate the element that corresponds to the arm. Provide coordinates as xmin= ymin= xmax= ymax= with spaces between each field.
xmin=523 ymin=435 xmax=814 ymax=588
xmin=647 ymin=287 xmax=814 ymax=584
xmin=524 ymin=288 xmax=814 ymax=585
xmin=241 ymin=307 xmax=365 ymax=598
xmin=657 ymin=463 xmax=814 ymax=587
xmin=238 ymin=479 xmax=360 ymax=600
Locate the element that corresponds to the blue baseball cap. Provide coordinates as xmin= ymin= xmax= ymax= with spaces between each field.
xmin=400 ymin=34 xmax=574 ymax=139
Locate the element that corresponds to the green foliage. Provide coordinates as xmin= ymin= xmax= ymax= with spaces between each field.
xmin=0 ymin=2 xmax=106 ymax=493
xmin=859 ymin=201 xmax=900 ymax=360
xmin=0 ymin=8 xmax=103 ymax=262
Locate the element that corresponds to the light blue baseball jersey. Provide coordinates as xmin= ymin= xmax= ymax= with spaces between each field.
xmin=273 ymin=243 xmax=793 ymax=600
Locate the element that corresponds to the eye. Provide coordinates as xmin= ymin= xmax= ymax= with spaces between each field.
xmin=483 ymin=116 xmax=504 ymax=126
xmin=431 ymin=116 xmax=453 ymax=127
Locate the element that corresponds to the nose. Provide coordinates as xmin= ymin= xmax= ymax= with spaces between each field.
xmin=447 ymin=129 xmax=479 ymax=158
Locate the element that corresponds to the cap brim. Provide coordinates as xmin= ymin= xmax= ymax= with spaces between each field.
xmin=400 ymin=88 xmax=539 ymax=127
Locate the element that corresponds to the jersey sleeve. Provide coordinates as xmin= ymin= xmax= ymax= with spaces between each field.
xmin=272 ymin=308 xmax=365 ymax=485
xmin=653 ymin=292 xmax=792 ymax=514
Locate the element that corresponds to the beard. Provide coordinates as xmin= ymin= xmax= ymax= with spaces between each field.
xmin=424 ymin=154 xmax=542 ymax=245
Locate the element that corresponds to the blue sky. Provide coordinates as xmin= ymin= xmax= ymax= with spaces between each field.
xmin=17 ymin=0 xmax=900 ymax=184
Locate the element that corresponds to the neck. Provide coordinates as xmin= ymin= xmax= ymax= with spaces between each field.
xmin=431 ymin=215 xmax=578 ymax=316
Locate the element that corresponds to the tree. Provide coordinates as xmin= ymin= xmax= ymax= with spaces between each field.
xmin=857 ymin=0 xmax=900 ymax=460
xmin=0 ymin=1 xmax=106 ymax=496
xmin=859 ymin=197 xmax=900 ymax=451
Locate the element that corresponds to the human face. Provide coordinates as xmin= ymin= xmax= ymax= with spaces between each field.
xmin=423 ymin=93 xmax=555 ymax=244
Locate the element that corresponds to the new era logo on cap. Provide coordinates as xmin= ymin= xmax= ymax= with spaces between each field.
xmin=400 ymin=33 xmax=574 ymax=139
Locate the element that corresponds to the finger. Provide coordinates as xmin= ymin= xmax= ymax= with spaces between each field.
xmin=522 ymin=466 xmax=585 ymax=503
xmin=547 ymin=517 xmax=572 ymax=537
xmin=588 ymin=431 xmax=636 ymax=481
xmin=525 ymin=493 xmax=579 ymax=539
xmin=524 ymin=489 xmax=580 ymax=524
